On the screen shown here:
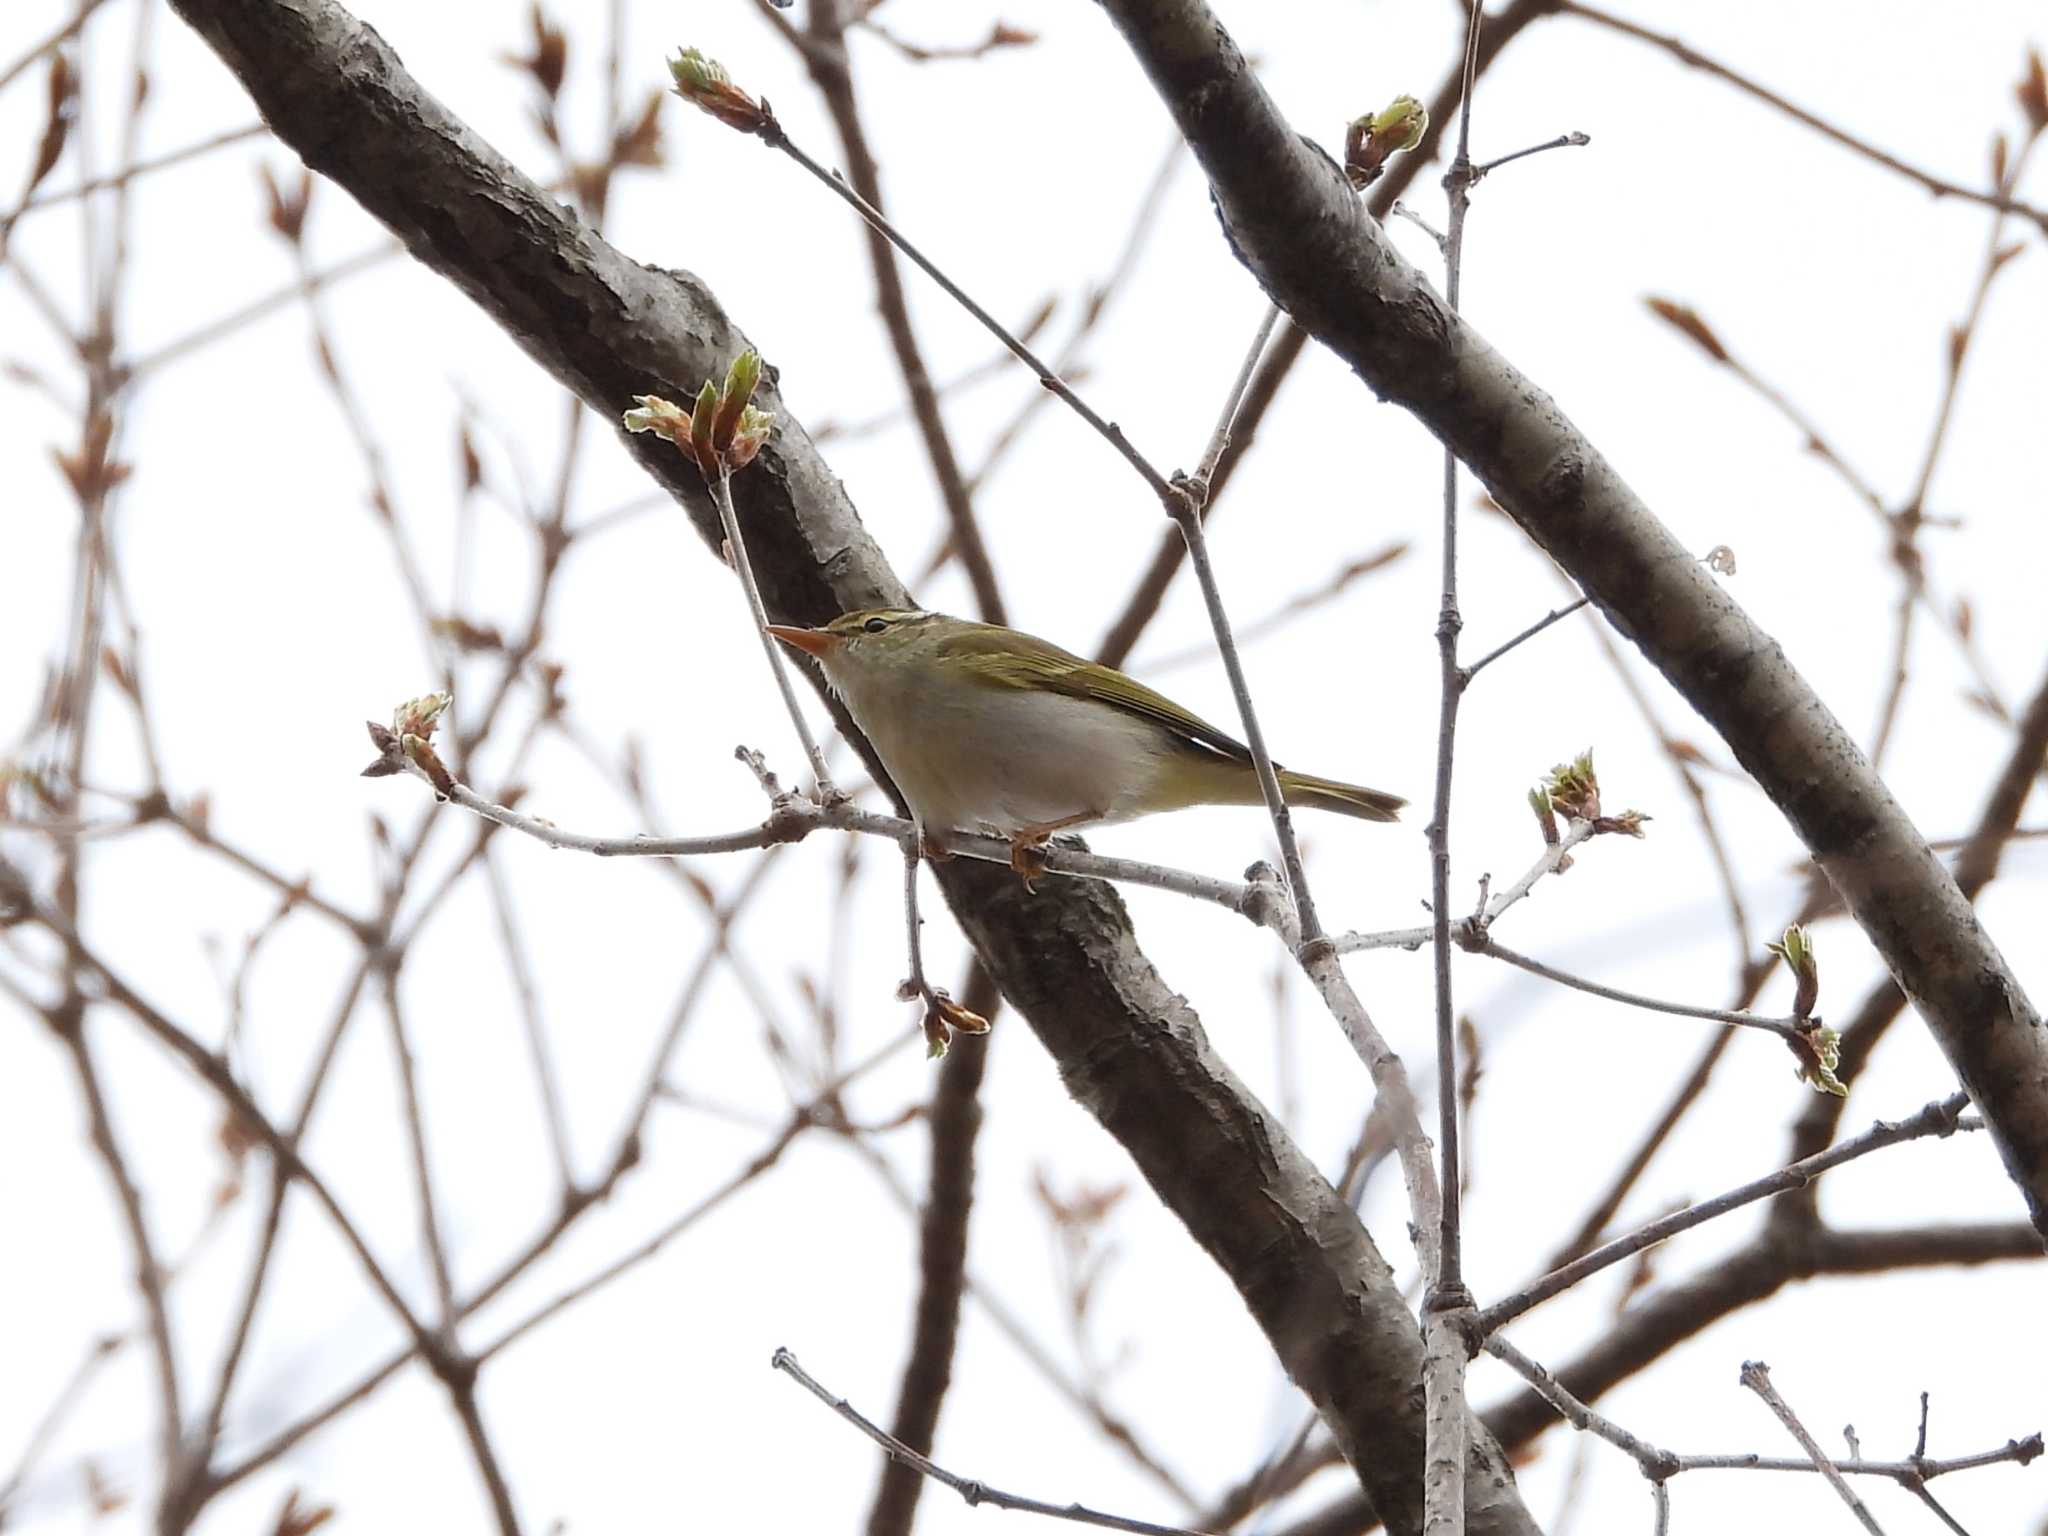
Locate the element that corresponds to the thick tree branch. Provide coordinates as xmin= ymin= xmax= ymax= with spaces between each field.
xmin=160 ymin=2 xmax=1535 ymax=1528
xmin=1092 ymin=0 xmax=2048 ymax=1241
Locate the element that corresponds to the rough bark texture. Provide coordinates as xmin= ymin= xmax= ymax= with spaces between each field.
xmin=162 ymin=2 xmax=1537 ymax=1530
xmin=943 ymin=862 xmax=1531 ymax=1536
xmin=1093 ymin=0 xmax=2048 ymax=1240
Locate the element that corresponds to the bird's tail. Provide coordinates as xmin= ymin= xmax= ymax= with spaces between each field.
xmin=1276 ymin=769 xmax=1405 ymax=823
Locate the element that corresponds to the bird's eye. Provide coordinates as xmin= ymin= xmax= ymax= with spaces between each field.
xmin=863 ymin=617 xmax=890 ymax=634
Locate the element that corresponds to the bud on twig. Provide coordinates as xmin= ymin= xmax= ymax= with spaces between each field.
xmin=623 ymin=351 xmax=777 ymax=481
xmin=1766 ymin=925 xmax=1843 ymax=1094
xmin=1540 ymin=749 xmax=1652 ymax=840
xmin=2017 ymin=49 xmax=2048 ymax=136
xmin=1793 ymin=1022 xmax=1847 ymax=1097
xmin=1542 ymin=750 xmax=1601 ymax=822
xmin=689 ymin=380 xmax=719 ymax=476
xmin=1766 ymin=923 xmax=1819 ymax=1019
xmin=668 ymin=48 xmax=771 ymax=136
xmin=712 ymin=350 xmax=761 ymax=451
xmin=1644 ymin=296 xmax=1730 ymax=364
xmin=1345 ymin=95 xmax=1428 ymax=189
xmin=919 ymin=991 xmax=992 ymax=1058
xmin=1527 ymin=786 xmax=1570 ymax=871
xmin=361 ymin=692 xmax=455 ymax=796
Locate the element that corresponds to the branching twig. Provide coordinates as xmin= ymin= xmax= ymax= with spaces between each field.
xmin=378 ymin=744 xmax=1258 ymax=915
xmin=1332 ymin=818 xmax=1597 ymax=953
xmin=1739 ymin=1361 xmax=1887 ymax=1534
xmin=1488 ymin=1335 xmax=2041 ymax=1519
xmin=1461 ymin=597 xmax=1589 ymax=683
xmin=1473 ymin=938 xmax=1807 ymax=1041
xmin=1475 ymin=1093 xmax=1976 ymax=1335
xmin=1419 ymin=14 xmax=1491 ymax=1528
xmin=677 ymin=78 xmax=1336 ymax=946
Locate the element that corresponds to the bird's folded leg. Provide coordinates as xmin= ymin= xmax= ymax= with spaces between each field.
xmin=1007 ymin=811 xmax=1098 ymax=893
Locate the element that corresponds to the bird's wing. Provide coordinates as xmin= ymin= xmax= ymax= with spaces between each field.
xmin=942 ymin=623 xmax=1252 ymax=764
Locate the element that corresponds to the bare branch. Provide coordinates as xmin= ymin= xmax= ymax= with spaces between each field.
xmin=1472 ymin=938 xmax=1807 ymax=1042
xmin=1475 ymin=1094 xmax=1977 ymax=1335
xmin=1738 ymin=1361 xmax=1887 ymax=1534
xmin=1562 ymin=2 xmax=2048 ymax=232
xmin=772 ymin=1349 xmax=1215 ymax=1536
xmin=1093 ymin=0 xmax=2048 ymax=1240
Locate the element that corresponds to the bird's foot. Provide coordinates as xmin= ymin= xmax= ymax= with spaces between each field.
xmin=1007 ymin=812 xmax=1098 ymax=894
xmin=1008 ymin=837 xmax=1050 ymax=893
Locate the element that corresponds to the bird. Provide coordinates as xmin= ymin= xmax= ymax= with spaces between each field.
xmin=767 ymin=607 xmax=1403 ymax=885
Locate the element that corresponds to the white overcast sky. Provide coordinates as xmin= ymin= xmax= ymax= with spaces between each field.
xmin=4 ymin=2 xmax=2046 ymax=1533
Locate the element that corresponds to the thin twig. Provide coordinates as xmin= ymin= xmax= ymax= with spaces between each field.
xmin=771 ymin=1349 xmax=1216 ymax=1536
xmin=754 ymin=106 xmax=1329 ymax=938
xmin=1474 ymin=938 xmax=1807 ymax=1041
xmin=0 ymin=0 xmax=110 ymax=96
xmin=1089 ymin=0 xmax=1560 ymax=671
xmin=813 ymin=300 xmax=1054 ymax=443
xmin=1471 ymin=130 xmax=1589 ymax=181
xmin=1251 ymin=856 xmax=1444 ymax=1299
xmin=1474 ymin=1092 xmax=1975 ymax=1335
xmin=1739 ymin=1361 xmax=1887 ymax=1534
xmin=1568 ymin=596 xmax=1754 ymax=970
xmin=0 ymin=1334 xmax=120 ymax=1519
xmin=1135 ymin=544 xmax=1409 ymax=673
xmin=1461 ymin=597 xmax=1589 ymax=683
xmin=125 ymin=243 xmax=401 ymax=379
xmin=477 ymin=1115 xmax=803 ymax=1360
xmin=1562 ymin=1 xmax=2048 ymax=232
xmin=50 ymin=1017 xmax=183 ymax=1469
xmin=1332 ymin=818 xmax=1597 ymax=953
xmin=707 ymin=467 xmax=839 ymax=799
xmin=1485 ymin=1335 xmax=1676 ymax=1482
xmin=1188 ymin=304 xmax=1279 ymax=495
xmin=791 ymin=2 xmax=1008 ymax=622
xmin=845 ymin=1133 xmax=1197 ymax=1505
xmin=1487 ymin=1336 xmax=2041 ymax=1516
xmin=1168 ymin=471 xmax=1326 ymax=942
xmin=380 ymin=967 xmax=458 ymax=1325
xmin=895 ymin=843 xmax=988 ymax=1052
xmin=2 ymin=122 xmax=264 ymax=231
xmin=389 ymin=755 xmax=1259 ymax=915
xmin=964 ymin=135 xmax=1180 ymax=500
xmin=207 ymin=919 xmax=902 ymax=1495
xmin=1420 ymin=12 xmax=1491 ymax=1529
xmin=1670 ymin=1443 xmax=2043 ymax=1480
xmin=481 ymin=849 xmax=575 ymax=1190
xmin=762 ymin=127 xmax=1176 ymax=502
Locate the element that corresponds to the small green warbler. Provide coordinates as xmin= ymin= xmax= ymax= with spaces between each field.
xmin=768 ymin=608 xmax=1403 ymax=883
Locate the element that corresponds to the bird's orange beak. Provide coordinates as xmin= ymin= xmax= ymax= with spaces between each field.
xmin=765 ymin=624 xmax=842 ymax=660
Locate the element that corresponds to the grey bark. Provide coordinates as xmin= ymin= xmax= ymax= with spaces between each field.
xmin=1092 ymin=0 xmax=2048 ymax=1242
xmin=162 ymin=1 xmax=1538 ymax=1530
